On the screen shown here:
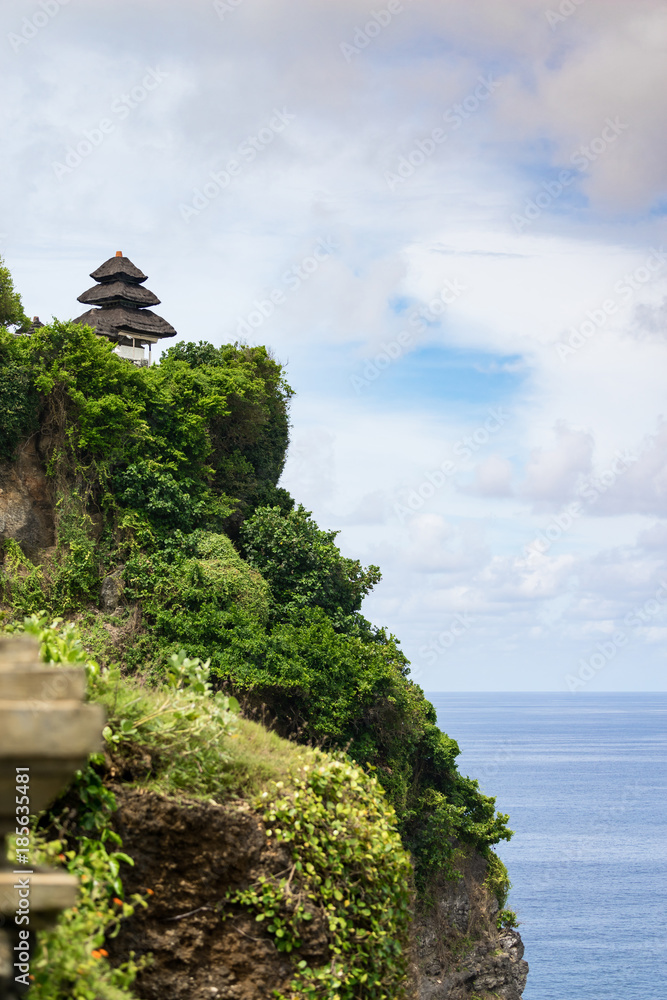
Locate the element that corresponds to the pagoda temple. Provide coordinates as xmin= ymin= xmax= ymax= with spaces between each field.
xmin=74 ymin=251 xmax=176 ymax=365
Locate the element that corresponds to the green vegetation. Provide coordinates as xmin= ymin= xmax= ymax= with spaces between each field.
xmin=0 ymin=285 xmax=517 ymax=995
xmin=30 ymin=834 xmax=148 ymax=1000
xmin=234 ymin=759 xmax=413 ymax=1000
xmin=0 ymin=266 xmax=37 ymax=455
xmin=0 ymin=254 xmax=29 ymax=331
xmin=1 ymin=494 xmax=104 ymax=613
xmin=240 ymin=503 xmax=381 ymax=623
xmin=0 ymin=255 xmax=34 ymax=458
xmin=484 ymin=851 xmax=511 ymax=911
xmin=0 ymin=319 xmax=292 ymax=529
xmin=0 ymin=321 xmax=512 ymax=884
xmin=99 ymin=647 xmax=239 ymax=797
xmin=484 ymin=852 xmax=519 ymax=928
xmin=5 ymin=617 xmax=147 ymax=1000
xmin=12 ymin=617 xmax=413 ymax=999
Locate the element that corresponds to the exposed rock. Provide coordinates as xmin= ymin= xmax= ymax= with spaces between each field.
xmin=0 ymin=438 xmax=55 ymax=557
xmin=106 ymin=787 xmax=527 ymax=1000
xmin=108 ymin=788 xmax=330 ymax=1000
xmin=412 ymin=853 xmax=528 ymax=1000
xmin=100 ymin=569 xmax=124 ymax=611
xmin=107 ymin=787 xmax=527 ymax=1000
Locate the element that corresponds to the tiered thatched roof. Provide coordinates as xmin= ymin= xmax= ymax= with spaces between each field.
xmin=74 ymin=252 xmax=176 ymax=343
xmin=90 ymin=257 xmax=148 ymax=283
xmin=77 ymin=281 xmax=160 ymax=308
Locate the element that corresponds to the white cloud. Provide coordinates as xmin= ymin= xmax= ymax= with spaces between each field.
xmin=3 ymin=0 xmax=667 ymax=689
xmin=465 ymin=455 xmax=514 ymax=498
xmin=520 ymin=423 xmax=594 ymax=507
xmin=594 ymin=423 xmax=667 ymax=517
xmin=400 ymin=514 xmax=488 ymax=574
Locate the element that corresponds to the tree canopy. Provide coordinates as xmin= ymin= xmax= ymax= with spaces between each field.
xmin=0 ymin=321 xmax=293 ymax=530
xmin=0 ymin=255 xmax=29 ymax=331
xmin=0 ymin=263 xmax=512 ymax=896
xmin=241 ymin=504 xmax=381 ymax=621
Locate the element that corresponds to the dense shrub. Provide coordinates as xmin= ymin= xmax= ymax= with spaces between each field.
xmin=162 ymin=339 xmax=294 ymax=528
xmin=240 ymin=505 xmax=381 ymax=622
xmin=2 ymin=322 xmax=292 ymax=535
xmin=233 ymin=759 xmax=413 ymax=999
xmin=0 ymin=312 xmax=512 ymax=899
xmin=0 ymin=254 xmax=29 ymax=330
xmin=0 ymin=329 xmax=38 ymax=459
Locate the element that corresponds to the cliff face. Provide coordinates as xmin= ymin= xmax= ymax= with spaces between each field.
xmin=107 ymin=787 xmax=327 ymax=1000
xmin=106 ymin=784 xmax=527 ymax=1000
xmin=0 ymin=437 xmax=55 ymax=556
xmin=1 ymin=447 xmax=528 ymax=999
xmin=412 ymin=854 xmax=528 ymax=1000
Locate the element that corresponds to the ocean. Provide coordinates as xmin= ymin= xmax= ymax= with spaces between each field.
xmin=428 ymin=693 xmax=667 ymax=1000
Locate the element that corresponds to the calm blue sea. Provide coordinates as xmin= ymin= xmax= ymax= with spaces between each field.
xmin=427 ymin=693 xmax=667 ymax=1000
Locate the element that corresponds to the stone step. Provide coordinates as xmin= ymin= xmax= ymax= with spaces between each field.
xmin=0 ymin=869 xmax=79 ymax=927
xmin=0 ymin=669 xmax=86 ymax=701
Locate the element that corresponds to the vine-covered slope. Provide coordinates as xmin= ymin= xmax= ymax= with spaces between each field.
xmin=0 ymin=282 xmax=523 ymax=998
xmin=0 ymin=320 xmax=512 ymax=888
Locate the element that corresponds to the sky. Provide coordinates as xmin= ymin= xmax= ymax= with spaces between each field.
xmin=2 ymin=0 xmax=667 ymax=691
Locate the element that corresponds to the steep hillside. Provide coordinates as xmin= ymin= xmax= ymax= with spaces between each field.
xmin=0 ymin=317 xmax=528 ymax=999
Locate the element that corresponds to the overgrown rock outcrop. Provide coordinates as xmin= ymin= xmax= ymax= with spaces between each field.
xmin=412 ymin=853 xmax=528 ymax=999
xmin=109 ymin=789 xmax=527 ymax=1000
xmin=0 ymin=437 xmax=54 ymax=556
xmin=0 ymin=317 xmax=529 ymax=999
xmin=108 ymin=788 xmax=328 ymax=1000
